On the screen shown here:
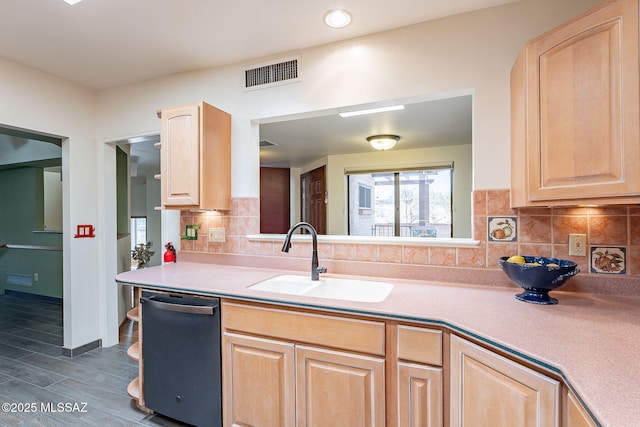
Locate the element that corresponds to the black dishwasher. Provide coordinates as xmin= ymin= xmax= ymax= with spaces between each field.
xmin=141 ymin=291 xmax=222 ymax=427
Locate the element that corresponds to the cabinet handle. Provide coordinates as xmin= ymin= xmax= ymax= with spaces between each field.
xmin=141 ymin=297 xmax=216 ymax=315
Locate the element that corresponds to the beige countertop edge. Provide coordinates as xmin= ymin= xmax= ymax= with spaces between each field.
xmin=116 ymin=262 xmax=640 ymax=427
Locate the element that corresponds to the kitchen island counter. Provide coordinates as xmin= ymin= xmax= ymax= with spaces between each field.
xmin=116 ymin=261 xmax=640 ymax=427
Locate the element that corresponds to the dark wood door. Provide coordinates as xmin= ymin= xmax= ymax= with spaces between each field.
xmin=300 ymin=166 xmax=326 ymax=234
xmin=260 ymin=167 xmax=290 ymax=234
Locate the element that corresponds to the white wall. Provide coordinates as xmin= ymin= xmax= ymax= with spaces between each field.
xmin=0 ymin=56 xmax=103 ymax=350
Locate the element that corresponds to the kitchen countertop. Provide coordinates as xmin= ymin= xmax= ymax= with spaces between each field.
xmin=116 ymin=262 xmax=640 ymax=427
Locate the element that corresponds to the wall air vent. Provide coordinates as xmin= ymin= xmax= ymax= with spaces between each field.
xmin=244 ymin=56 xmax=300 ymax=90
xmin=6 ymin=273 xmax=33 ymax=287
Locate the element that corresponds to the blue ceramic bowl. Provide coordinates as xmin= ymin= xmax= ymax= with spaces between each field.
xmin=498 ymin=256 xmax=579 ymax=304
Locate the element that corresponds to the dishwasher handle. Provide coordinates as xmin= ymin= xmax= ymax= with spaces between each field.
xmin=141 ymin=296 xmax=217 ymax=315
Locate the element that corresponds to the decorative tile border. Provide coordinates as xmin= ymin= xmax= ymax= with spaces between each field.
xmin=590 ymin=246 xmax=626 ymax=274
xmin=487 ymin=216 xmax=517 ymax=242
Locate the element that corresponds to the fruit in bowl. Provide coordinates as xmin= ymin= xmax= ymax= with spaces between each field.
xmin=498 ymin=256 xmax=579 ymax=305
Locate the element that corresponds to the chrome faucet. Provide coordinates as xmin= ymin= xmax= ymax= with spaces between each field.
xmin=282 ymin=222 xmax=327 ymax=281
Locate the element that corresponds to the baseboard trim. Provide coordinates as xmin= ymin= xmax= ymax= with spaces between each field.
xmin=62 ymin=339 xmax=101 ymax=357
xmin=3 ymin=289 xmax=61 ymax=303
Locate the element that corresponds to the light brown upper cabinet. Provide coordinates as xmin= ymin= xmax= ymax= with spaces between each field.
xmin=160 ymin=102 xmax=231 ymax=210
xmin=511 ymin=0 xmax=640 ymax=207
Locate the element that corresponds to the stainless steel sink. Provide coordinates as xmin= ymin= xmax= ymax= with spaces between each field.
xmin=249 ymin=274 xmax=393 ymax=303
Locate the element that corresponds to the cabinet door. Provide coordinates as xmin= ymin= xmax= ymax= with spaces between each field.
xmin=450 ymin=335 xmax=559 ymax=427
xmin=296 ymin=345 xmax=385 ymax=427
xmin=564 ymin=389 xmax=597 ymax=427
xmin=398 ymin=362 xmax=442 ymax=427
xmin=222 ymin=332 xmax=295 ymax=427
xmin=161 ymin=103 xmax=200 ymax=207
xmin=512 ymin=0 xmax=640 ymax=206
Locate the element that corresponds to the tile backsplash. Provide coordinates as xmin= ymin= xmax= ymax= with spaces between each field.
xmin=476 ymin=190 xmax=640 ymax=278
xmin=180 ymin=190 xmax=640 ymax=280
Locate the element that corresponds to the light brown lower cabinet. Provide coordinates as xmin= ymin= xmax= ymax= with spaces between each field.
xmin=395 ymin=324 xmax=444 ymax=427
xmin=296 ymin=345 xmax=385 ymax=426
xmin=221 ymin=302 xmax=387 ymax=427
xmin=450 ymin=335 xmax=560 ymax=427
xmin=564 ymin=389 xmax=597 ymax=427
xmin=223 ymin=333 xmax=296 ymax=427
xmin=222 ymin=332 xmax=386 ymax=427
xmin=127 ymin=295 xmax=599 ymax=427
xmin=397 ymin=362 xmax=443 ymax=427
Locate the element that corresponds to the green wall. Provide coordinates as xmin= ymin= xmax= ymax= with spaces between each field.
xmin=0 ymin=167 xmax=63 ymax=298
xmin=116 ymin=146 xmax=129 ymax=236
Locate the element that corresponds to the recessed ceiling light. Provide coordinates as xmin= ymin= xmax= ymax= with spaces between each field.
xmin=324 ymin=9 xmax=352 ymax=28
xmin=63 ymin=0 xmax=83 ymax=4
xmin=339 ymin=105 xmax=405 ymax=118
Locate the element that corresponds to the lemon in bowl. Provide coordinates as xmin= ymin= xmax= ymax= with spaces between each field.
xmin=506 ymin=255 xmax=526 ymax=264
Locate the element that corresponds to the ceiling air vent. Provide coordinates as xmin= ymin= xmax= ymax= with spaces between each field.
xmin=244 ymin=56 xmax=300 ymax=90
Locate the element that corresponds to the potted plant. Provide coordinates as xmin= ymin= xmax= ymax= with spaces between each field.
xmin=131 ymin=242 xmax=155 ymax=269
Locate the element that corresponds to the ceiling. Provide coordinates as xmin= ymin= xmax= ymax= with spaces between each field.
xmin=1 ymin=0 xmax=516 ymax=90
xmin=260 ymin=94 xmax=472 ymax=168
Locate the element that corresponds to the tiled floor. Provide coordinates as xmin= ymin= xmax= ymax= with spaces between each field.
xmin=0 ymin=291 xmax=188 ymax=426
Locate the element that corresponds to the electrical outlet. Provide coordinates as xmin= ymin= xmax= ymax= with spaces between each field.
xmin=568 ymin=233 xmax=587 ymax=256
xmin=34 ymin=273 xmax=39 ymax=282
xmin=208 ymin=227 xmax=226 ymax=243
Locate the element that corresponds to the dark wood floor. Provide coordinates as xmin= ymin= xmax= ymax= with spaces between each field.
xmin=0 ymin=291 xmax=189 ymax=426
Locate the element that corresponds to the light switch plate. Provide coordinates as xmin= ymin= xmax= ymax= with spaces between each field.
xmin=208 ymin=227 xmax=226 ymax=243
xmin=568 ymin=233 xmax=587 ymax=256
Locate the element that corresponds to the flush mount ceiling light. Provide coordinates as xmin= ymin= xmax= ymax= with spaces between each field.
xmin=367 ymin=134 xmax=400 ymax=151
xmin=324 ymin=9 xmax=352 ymax=28
xmin=340 ymin=104 xmax=404 ymax=118
xmin=63 ymin=0 xmax=83 ymax=4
